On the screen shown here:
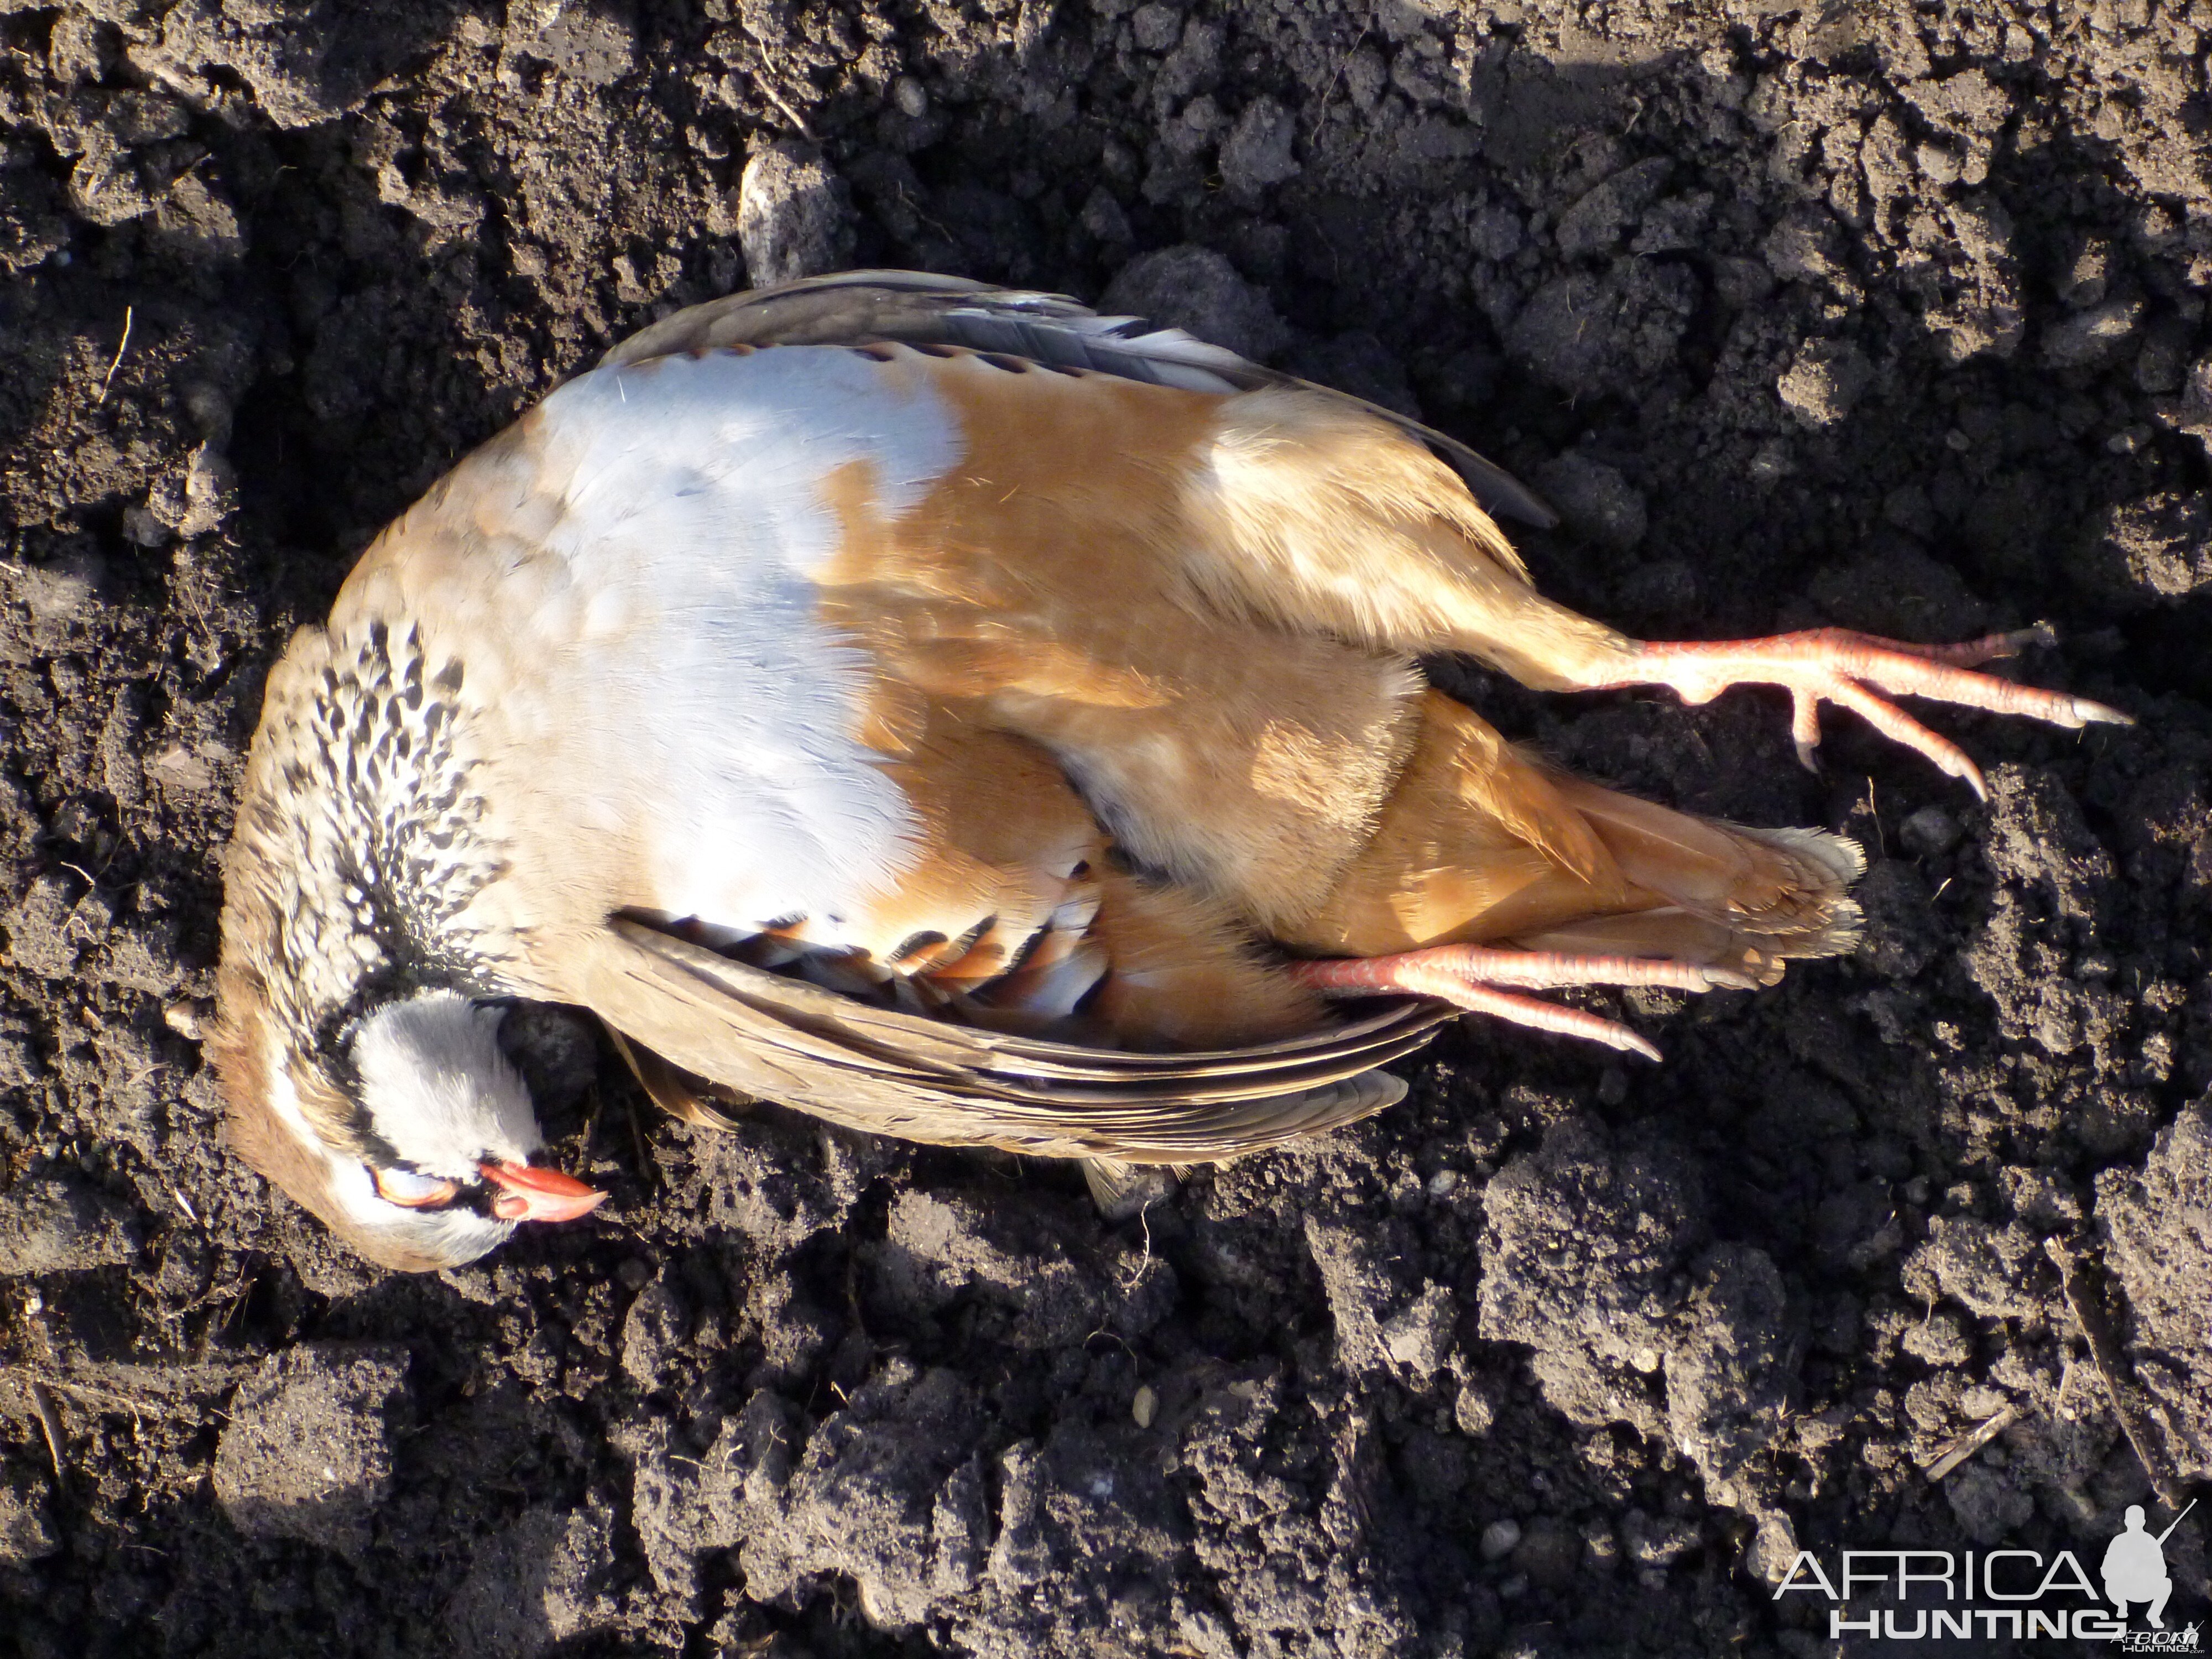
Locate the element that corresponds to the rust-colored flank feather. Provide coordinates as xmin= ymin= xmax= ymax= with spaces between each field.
xmin=212 ymin=270 xmax=2128 ymax=1269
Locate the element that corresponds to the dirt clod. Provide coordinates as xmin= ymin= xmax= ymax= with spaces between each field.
xmin=738 ymin=141 xmax=857 ymax=288
xmin=1479 ymin=1115 xmax=1700 ymax=1443
xmin=0 ymin=1173 xmax=139 ymax=1276
xmin=211 ymin=1345 xmax=409 ymax=1556
xmin=2099 ymin=1100 xmax=2212 ymax=1482
xmin=0 ymin=1479 xmax=59 ymax=1566
xmin=1097 ymin=243 xmax=1287 ymax=361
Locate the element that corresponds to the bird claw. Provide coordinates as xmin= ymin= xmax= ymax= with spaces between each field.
xmin=1629 ymin=627 xmax=2130 ymax=799
xmin=1791 ymin=690 xmax=1822 ymax=775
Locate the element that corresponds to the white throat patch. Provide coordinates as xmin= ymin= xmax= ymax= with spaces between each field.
xmin=350 ymin=990 xmax=541 ymax=1180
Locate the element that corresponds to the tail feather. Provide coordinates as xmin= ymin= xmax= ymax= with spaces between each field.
xmin=1287 ymin=690 xmax=1864 ymax=980
xmin=1540 ymin=772 xmax=1863 ymax=949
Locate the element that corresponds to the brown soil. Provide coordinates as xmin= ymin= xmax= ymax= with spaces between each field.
xmin=2 ymin=0 xmax=2209 ymax=1655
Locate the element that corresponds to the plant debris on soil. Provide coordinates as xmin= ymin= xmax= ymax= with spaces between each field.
xmin=3 ymin=0 xmax=2211 ymax=1654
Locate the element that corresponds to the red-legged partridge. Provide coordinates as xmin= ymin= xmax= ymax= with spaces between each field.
xmin=213 ymin=272 xmax=2126 ymax=1269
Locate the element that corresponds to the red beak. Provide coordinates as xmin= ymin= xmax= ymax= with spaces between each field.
xmin=479 ymin=1161 xmax=607 ymax=1224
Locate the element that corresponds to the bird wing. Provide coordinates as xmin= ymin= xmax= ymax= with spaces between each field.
xmin=600 ymin=269 xmax=1557 ymax=531
xmin=555 ymin=916 xmax=1454 ymax=1162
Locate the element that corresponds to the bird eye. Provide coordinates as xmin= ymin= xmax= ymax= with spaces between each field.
xmin=370 ymin=1167 xmax=461 ymax=1208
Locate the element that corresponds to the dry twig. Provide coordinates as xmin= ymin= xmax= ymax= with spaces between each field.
xmin=28 ymin=1379 xmax=67 ymax=1489
xmin=2044 ymin=1235 xmax=2184 ymax=1507
xmin=96 ymin=305 xmax=134 ymax=404
xmin=1923 ymin=1401 xmax=2025 ymax=1482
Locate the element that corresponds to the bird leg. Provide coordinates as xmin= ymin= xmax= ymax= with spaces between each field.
xmin=1574 ymin=624 xmax=2130 ymax=800
xmin=1288 ymin=946 xmax=1761 ymax=1062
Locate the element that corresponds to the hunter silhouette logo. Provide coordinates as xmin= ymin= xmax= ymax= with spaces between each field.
xmin=2107 ymin=1500 xmax=2200 ymax=1653
xmin=2105 ymin=1503 xmax=2186 ymax=1627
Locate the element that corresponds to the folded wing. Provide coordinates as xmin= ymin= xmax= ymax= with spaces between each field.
xmin=566 ymin=917 xmax=1453 ymax=1161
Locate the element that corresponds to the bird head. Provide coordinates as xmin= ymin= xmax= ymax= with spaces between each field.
xmin=213 ymin=983 xmax=605 ymax=1272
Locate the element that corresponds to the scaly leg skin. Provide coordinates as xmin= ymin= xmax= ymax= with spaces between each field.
xmin=1587 ymin=624 xmax=2131 ymax=801
xmin=1290 ymin=946 xmax=1762 ymax=1062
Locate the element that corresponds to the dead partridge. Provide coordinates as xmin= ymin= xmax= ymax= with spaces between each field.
xmin=212 ymin=270 xmax=2127 ymax=1270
